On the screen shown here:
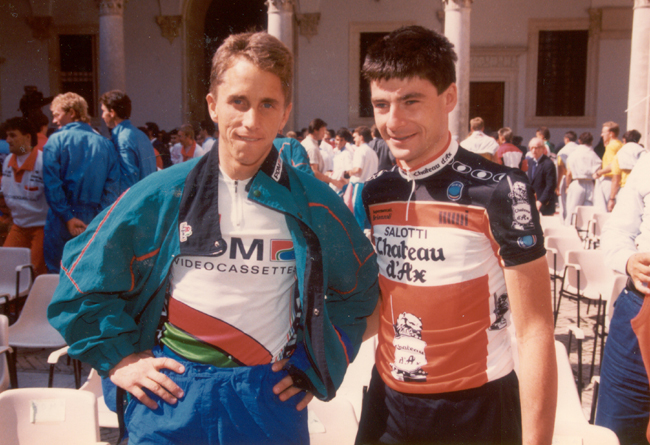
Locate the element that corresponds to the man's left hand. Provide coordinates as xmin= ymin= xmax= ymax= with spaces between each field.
xmin=536 ymin=200 xmax=542 ymax=211
xmin=271 ymin=358 xmax=314 ymax=411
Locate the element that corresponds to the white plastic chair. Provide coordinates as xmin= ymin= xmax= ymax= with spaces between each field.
xmin=544 ymin=226 xmax=582 ymax=241
xmin=0 ymin=314 xmax=11 ymax=393
xmin=552 ymin=342 xmax=620 ymax=445
xmin=570 ymin=205 xmax=598 ymax=241
xmin=0 ymin=387 xmax=108 ymax=445
xmin=587 ymin=213 xmax=611 ymax=249
xmin=561 ymin=250 xmax=617 ymax=382
xmin=47 ymin=347 xmax=115 ymax=426
xmin=540 ymin=214 xmax=564 ymax=230
xmin=308 ymin=397 xmax=359 ymax=445
xmin=8 ymin=274 xmax=66 ymax=388
xmin=545 ymin=234 xmax=584 ymax=323
xmin=0 ymin=247 xmax=34 ymax=319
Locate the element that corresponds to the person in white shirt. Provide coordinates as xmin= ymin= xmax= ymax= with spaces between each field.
xmin=608 ymin=129 xmax=646 ymax=211
xmin=178 ymin=124 xmax=202 ymax=162
xmin=564 ymin=132 xmax=602 ymax=225
xmin=194 ymin=119 xmax=218 ymax=158
xmin=329 ymin=128 xmax=354 ymax=194
xmin=1 ymin=117 xmax=49 ymax=275
xmin=301 ymin=118 xmax=332 ymax=184
xmin=460 ymin=117 xmax=499 ymax=161
xmin=345 ymin=126 xmax=378 ymax=229
xmin=596 ymin=151 xmax=650 ymax=444
xmin=556 ymin=131 xmax=580 ymax=221
xmin=169 ymin=129 xmax=183 ymax=165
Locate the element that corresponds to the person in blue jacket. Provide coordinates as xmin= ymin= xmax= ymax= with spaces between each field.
xmin=48 ymin=32 xmax=378 ymax=445
xmin=100 ymin=90 xmax=157 ymax=193
xmin=43 ymin=92 xmax=119 ymax=273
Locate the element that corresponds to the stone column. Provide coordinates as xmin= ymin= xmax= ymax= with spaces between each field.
xmin=266 ymin=0 xmax=296 ymax=130
xmin=443 ymin=0 xmax=472 ymax=142
xmin=98 ymin=0 xmax=126 ymax=94
xmin=266 ymin=0 xmax=295 ymax=51
xmin=627 ymin=0 xmax=650 ymax=142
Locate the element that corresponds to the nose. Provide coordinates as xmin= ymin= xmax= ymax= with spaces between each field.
xmin=242 ymin=107 xmax=259 ymax=130
xmin=386 ymin=105 xmax=405 ymax=133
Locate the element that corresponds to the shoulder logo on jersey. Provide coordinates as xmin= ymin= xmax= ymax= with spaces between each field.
xmin=517 ymin=235 xmax=537 ymax=249
xmin=391 ymin=312 xmax=428 ymax=382
xmin=447 ymin=181 xmax=464 ymax=201
xmin=271 ymin=240 xmax=295 ymax=261
xmin=489 ymin=293 xmax=509 ymax=331
xmin=452 ymin=161 xmax=471 ymax=174
xmin=507 ymin=179 xmax=534 ymax=231
xmin=470 ymin=170 xmax=493 ymax=180
xmin=179 ymin=222 xmax=192 ymax=242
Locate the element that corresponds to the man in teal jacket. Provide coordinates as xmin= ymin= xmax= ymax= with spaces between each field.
xmin=43 ymin=92 xmax=120 ymax=273
xmin=100 ymin=90 xmax=157 ymax=193
xmin=49 ymin=32 xmax=377 ymax=445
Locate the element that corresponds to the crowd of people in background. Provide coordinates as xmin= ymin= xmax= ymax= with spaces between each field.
xmin=0 ymin=82 xmax=647 ymax=284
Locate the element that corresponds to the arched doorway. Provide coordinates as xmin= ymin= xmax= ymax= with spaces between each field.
xmin=184 ymin=0 xmax=267 ymax=123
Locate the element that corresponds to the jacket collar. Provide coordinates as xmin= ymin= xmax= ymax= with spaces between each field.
xmin=177 ymin=143 xmax=290 ymax=256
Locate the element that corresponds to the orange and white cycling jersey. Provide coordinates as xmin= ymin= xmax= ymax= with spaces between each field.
xmin=363 ymin=139 xmax=545 ymax=395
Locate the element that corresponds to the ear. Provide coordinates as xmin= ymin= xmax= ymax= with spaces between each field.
xmin=279 ymin=102 xmax=293 ymax=132
xmin=443 ymin=83 xmax=458 ymax=113
xmin=206 ymin=93 xmax=218 ymax=123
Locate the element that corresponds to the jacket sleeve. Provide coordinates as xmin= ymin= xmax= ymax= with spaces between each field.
xmin=602 ymin=156 xmax=647 ymax=274
xmin=317 ymin=189 xmax=379 ymax=357
xmin=43 ymin=138 xmax=74 ymax=222
xmin=47 ymin=181 xmax=180 ymax=377
xmin=537 ymin=160 xmax=557 ymax=206
xmin=100 ymin=145 xmax=121 ymax=210
xmin=116 ymin=132 xmax=140 ymax=192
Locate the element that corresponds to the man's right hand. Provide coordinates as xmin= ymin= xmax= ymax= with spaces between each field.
xmin=627 ymin=253 xmax=650 ymax=296
xmin=109 ymin=351 xmax=186 ymax=410
xmin=66 ymin=217 xmax=88 ymax=236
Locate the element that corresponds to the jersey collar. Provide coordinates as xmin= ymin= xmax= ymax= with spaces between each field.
xmin=397 ymin=136 xmax=458 ymax=181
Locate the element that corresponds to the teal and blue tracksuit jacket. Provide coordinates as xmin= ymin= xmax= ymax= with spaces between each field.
xmin=48 ymin=139 xmax=378 ymax=401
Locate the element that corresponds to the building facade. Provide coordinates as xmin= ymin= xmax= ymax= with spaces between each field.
xmin=0 ymin=0 xmax=646 ymax=146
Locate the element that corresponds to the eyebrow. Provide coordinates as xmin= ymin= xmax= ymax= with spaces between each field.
xmin=399 ymin=92 xmax=426 ymax=101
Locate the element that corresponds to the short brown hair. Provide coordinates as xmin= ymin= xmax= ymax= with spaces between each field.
xmin=362 ymin=26 xmax=457 ymax=95
xmin=470 ymin=117 xmax=484 ymax=132
xmin=51 ymin=92 xmax=90 ymax=124
xmin=100 ymin=90 xmax=132 ymax=120
xmin=179 ymin=124 xmax=195 ymax=140
xmin=209 ymin=32 xmax=293 ymax=106
xmin=602 ymin=121 xmax=619 ymax=138
xmin=498 ymin=127 xmax=513 ymax=143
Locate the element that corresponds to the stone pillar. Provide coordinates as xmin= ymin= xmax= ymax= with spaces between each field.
xmin=627 ymin=0 xmax=650 ymax=142
xmin=443 ymin=0 xmax=472 ymax=142
xmin=266 ymin=0 xmax=296 ymax=130
xmin=98 ymin=0 xmax=126 ymax=94
xmin=266 ymin=0 xmax=295 ymax=51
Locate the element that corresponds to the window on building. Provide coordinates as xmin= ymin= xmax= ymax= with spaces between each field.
xmin=359 ymin=32 xmax=389 ymax=118
xmin=59 ymin=35 xmax=96 ymax=116
xmin=535 ymin=30 xmax=588 ymax=117
xmin=469 ymin=82 xmax=505 ymax=135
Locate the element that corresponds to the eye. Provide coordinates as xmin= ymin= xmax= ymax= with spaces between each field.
xmin=262 ymin=102 xmax=273 ymax=109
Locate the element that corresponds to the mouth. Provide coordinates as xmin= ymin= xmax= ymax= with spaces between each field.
xmin=388 ymin=133 xmax=416 ymax=143
xmin=236 ymin=134 xmax=262 ymax=143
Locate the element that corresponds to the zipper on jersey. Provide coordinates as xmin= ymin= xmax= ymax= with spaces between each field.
xmin=233 ymin=179 xmax=244 ymax=228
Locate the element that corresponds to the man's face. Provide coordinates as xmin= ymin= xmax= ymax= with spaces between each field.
xmin=530 ymin=142 xmax=545 ymax=160
xmin=536 ymin=131 xmax=544 ymax=141
xmin=101 ymin=104 xmax=118 ymax=129
xmin=51 ymin=106 xmax=75 ymax=129
xmin=370 ymin=76 xmax=457 ymax=169
xmin=171 ymin=134 xmax=179 ymax=145
xmin=334 ymin=135 xmax=346 ymax=150
xmin=601 ymin=126 xmax=613 ymax=145
xmin=178 ymin=130 xmax=192 ymax=147
xmin=316 ymin=126 xmax=327 ymax=141
xmin=6 ymin=129 xmax=32 ymax=155
xmin=353 ymin=132 xmax=362 ymax=147
xmin=207 ymin=57 xmax=291 ymax=179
